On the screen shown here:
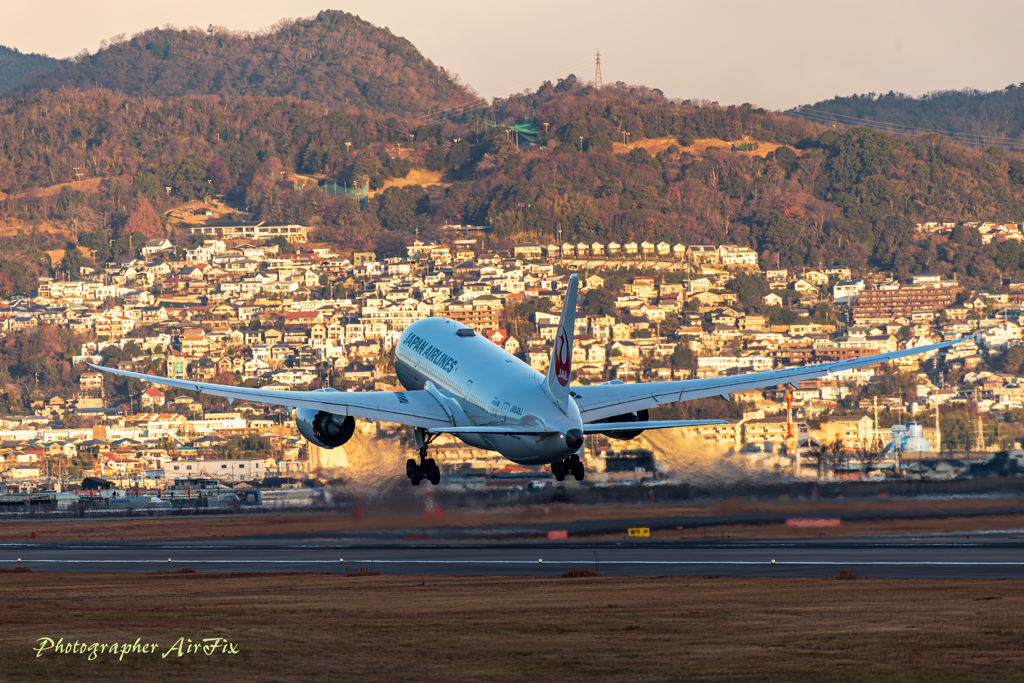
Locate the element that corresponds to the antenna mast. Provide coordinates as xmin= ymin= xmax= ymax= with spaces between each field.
xmin=595 ymin=50 xmax=603 ymax=89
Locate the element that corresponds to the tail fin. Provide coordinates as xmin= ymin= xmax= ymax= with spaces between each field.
xmin=544 ymin=273 xmax=578 ymax=413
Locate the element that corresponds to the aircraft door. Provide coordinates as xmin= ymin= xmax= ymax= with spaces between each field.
xmin=500 ymin=402 xmax=511 ymax=425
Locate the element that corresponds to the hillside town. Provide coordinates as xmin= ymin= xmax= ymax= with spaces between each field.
xmin=3 ymin=218 xmax=1024 ymax=490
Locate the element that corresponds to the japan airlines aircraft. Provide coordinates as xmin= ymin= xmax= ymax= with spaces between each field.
xmin=91 ymin=273 xmax=964 ymax=485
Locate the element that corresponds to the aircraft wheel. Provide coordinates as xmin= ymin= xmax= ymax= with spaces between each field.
xmin=554 ymin=462 xmax=566 ymax=481
xmin=406 ymin=459 xmax=416 ymax=478
xmin=429 ymin=465 xmax=440 ymax=486
xmin=573 ymin=461 xmax=585 ymax=481
xmin=410 ymin=464 xmax=423 ymax=486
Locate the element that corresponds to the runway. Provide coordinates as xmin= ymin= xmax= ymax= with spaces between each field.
xmin=4 ymin=531 xmax=1024 ymax=578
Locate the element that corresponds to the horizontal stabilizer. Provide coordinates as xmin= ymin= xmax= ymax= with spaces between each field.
xmin=584 ymin=419 xmax=728 ymax=434
xmin=428 ymin=425 xmax=554 ymax=436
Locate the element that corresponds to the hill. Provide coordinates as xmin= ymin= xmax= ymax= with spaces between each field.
xmin=789 ymin=85 xmax=1024 ymax=149
xmin=0 ymin=45 xmax=60 ymax=94
xmin=5 ymin=70 xmax=1024 ymax=294
xmin=7 ymin=11 xmax=476 ymax=116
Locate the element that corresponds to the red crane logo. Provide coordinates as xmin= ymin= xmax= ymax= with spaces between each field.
xmin=554 ymin=326 xmax=571 ymax=387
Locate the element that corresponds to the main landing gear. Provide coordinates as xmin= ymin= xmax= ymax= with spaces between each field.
xmin=552 ymin=453 xmax=585 ymax=482
xmin=407 ymin=430 xmax=440 ymax=486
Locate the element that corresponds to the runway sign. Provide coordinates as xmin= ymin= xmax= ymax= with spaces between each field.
xmin=628 ymin=527 xmax=650 ymax=537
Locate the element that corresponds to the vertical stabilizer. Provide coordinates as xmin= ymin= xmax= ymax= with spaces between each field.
xmin=544 ymin=273 xmax=578 ymax=412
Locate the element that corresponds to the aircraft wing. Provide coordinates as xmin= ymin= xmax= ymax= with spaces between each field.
xmin=584 ymin=419 xmax=729 ymax=434
xmin=571 ymin=337 xmax=967 ymax=423
xmin=87 ymin=363 xmax=454 ymax=429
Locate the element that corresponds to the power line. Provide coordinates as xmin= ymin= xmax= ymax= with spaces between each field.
xmin=795 ymin=107 xmax=1024 ymax=146
xmin=791 ymin=106 xmax=1024 ymax=150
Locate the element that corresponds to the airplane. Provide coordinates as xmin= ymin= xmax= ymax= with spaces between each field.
xmin=90 ymin=273 xmax=965 ymax=486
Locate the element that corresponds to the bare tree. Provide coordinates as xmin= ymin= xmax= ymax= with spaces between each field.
xmin=809 ymin=438 xmax=845 ymax=479
xmin=856 ymin=436 xmax=885 ymax=476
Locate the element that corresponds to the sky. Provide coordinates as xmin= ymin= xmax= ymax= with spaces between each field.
xmin=3 ymin=0 xmax=1023 ymax=111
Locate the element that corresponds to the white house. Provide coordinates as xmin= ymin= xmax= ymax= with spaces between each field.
xmin=833 ymin=280 xmax=865 ymax=305
xmin=141 ymin=239 xmax=173 ymax=259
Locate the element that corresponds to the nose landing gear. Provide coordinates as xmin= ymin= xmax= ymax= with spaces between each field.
xmin=552 ymin=453 xmax=585 ymax=482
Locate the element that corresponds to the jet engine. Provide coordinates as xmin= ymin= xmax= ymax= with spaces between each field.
xmin=596 ymin=408 xmax=649 ymax=440
xmin=295 ymin=391 xmax=356 ymax=449
xmin=592 ymin=379 xmax=649 ymax=440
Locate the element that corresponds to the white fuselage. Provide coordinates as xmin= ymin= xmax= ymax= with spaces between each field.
xmin=394 ymin=317 xmax=583 ymax=465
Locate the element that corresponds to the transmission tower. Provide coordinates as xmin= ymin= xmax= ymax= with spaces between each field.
xmin=595 ymin=50 xmax=603 ymax=89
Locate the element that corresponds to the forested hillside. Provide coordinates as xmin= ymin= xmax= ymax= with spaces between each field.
xmin=5 ymin=44 xmax=1024 ymax=297
xmin=0 ymin=45 xmax=59 ymax=94
xmin=461 ymin=80 xmax=1024 ymax=288
xmin=791 ymin=86 xmax=1024 ymax=149
xmin=6 ymin=11 xmax=475 ymax=116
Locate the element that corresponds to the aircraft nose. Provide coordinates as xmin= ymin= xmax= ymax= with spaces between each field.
xmin=564 ymin=428 xmax=584 ymax=451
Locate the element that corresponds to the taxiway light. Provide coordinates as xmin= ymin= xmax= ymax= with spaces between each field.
xmin=771 ymin=559 xmax=776 ymax=565
xmin=539 ymin=559 xmax=543 ymax=564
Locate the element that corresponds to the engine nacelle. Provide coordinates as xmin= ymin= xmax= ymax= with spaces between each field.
xmin=597 ymin=408 xmax=649 ymax=441
xmin=593 ymin=380 xmax=649 ymax=440
xmin=295 ymin=406 xmax=356 ymax=450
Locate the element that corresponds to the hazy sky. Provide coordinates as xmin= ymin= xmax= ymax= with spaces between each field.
xmin=3 ymin=0 xmax=1023 ymax=110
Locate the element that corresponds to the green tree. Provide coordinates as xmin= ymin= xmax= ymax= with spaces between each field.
xmin=59 ymin=243 xmax=83 ymax=276
xmin=582 ymin=287 xmax=617 ymax=317
xmin=162 ymin=154 xmax=210 ymax=200
xmin=426 ymin=145 xmax=446 ymax=171
xmin=774 ymin=146 xmax=798 ymax=175
xmin=376 ymin=185 xmax=430 ymax=232
xmin=671 ymin=345 xmax=695 ymax=369
xmin=1001 ymin=346 xmax=1024 ymax=375
xmin=587 ymin=132 xmax=613 ymax=153
xmin=727 ymin=274 xmax=769 ymax=307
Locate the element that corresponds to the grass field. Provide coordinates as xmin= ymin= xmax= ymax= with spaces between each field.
xmin=2 ymin=495 xmax=1022 ymax=542
xmin=611 ymin=137 xmax=789 ymax=159
xmin=369 ymin=168 xmax=449 ymax=198
xmin=1 ymin=571 xmax=1022 ymax=682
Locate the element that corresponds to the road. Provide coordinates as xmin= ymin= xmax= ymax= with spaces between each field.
xmin=4 ymin=531 xmax=1024 ymax=578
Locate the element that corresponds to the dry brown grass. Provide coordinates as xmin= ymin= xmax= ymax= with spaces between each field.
xmin=611 ymin=137 xmax=789 ymax=159
xmin=3 ymin=496 xmax=1022 ymax=542
xmin=0 ymin=572 xmax=1022 ymax=681
xmin=368 ymin=168 xmax=449 ymax=198
xmin=0 ymin=221 xmax=73 ymax=241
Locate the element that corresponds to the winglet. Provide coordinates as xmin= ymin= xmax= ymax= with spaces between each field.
xmin=545 ymin=273 xmax=578 ymax=413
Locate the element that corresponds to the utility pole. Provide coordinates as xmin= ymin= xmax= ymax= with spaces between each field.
xmin=595 ymin=50 xmax=603 ymax=89
xmin=873 ymin=395 xmax=878 ymax=445
xmin=935 ymin=402 xmax=941 ymax=454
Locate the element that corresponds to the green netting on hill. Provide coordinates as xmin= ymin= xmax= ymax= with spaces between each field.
xmin=487 ymin=121 xmax=542 ymax=142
